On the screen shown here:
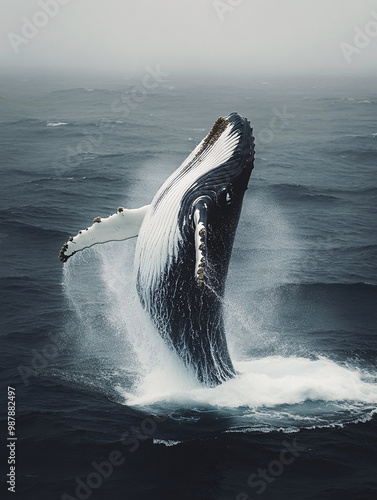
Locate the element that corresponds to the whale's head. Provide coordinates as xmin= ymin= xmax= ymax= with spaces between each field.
xmin=135 ymin=112 xmax=255 ymax=297
xmin=180 ymin=113 xmax=254 ymax=289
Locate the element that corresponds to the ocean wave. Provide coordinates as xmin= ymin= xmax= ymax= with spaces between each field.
xmin=223 ymin=407 xmax=377 ymax=434
xmin=0 ymin=209 xmax=68 ymax=238
xmin=153 ymin=439 xmax=182 ymax=447
xmin=324 ymin=185 xmax=377 ymax=196
xmin=5 ymin=118 xmax=45 ymax=127
xmin=265 ymin=281 xmax=377 ymax=301
xmin=267 ymin=183 xmax=339 ymax=203
xmin=320 ymin=137 xmax=377 ymax=160
xmin=46 ymin=122 xmax=69 ymax=127
xmin=48 ymin=87 xmax=115 ymax=96
xmin=335 ymin=147 xmax=377 ymax=157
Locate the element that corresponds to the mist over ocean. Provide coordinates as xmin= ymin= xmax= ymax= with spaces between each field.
xmin=1 ymin=71 xmax=377 ymax=499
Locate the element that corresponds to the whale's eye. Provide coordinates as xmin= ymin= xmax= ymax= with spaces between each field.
xmin=217 ymin=187 xmax=233 ymax=206
xmin=217 ymin=187 xmax=227 ymax=205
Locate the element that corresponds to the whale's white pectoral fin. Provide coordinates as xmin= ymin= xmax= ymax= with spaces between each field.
xmin=59 ymin=205 xmax=150 ymax=262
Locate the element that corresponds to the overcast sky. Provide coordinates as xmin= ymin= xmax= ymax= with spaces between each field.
xmin=1 ymin=0 xmax=377 ymax=76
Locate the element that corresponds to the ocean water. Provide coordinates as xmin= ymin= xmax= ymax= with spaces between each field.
xmin=1 ymin=71 xmax=377 ymax=500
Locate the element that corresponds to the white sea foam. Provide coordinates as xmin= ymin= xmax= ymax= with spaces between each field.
xmin=47 ymin=121 xmax=68 ymax=127
xmin=153 ymin=439 xmax=182 ymax=447
xmin=121 ymin=356 xmax=377 ymax=408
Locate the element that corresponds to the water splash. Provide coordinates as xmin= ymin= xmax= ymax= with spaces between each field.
xmin=61 ymin=193 xmax=377 ymax=431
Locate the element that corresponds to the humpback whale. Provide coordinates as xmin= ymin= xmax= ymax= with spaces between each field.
xmin=60 ymin=112 xmax=255 ymax=386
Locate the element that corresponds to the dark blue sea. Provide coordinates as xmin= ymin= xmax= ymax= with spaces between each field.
xmin=1 ymin=70 xmax=377 ymax=500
